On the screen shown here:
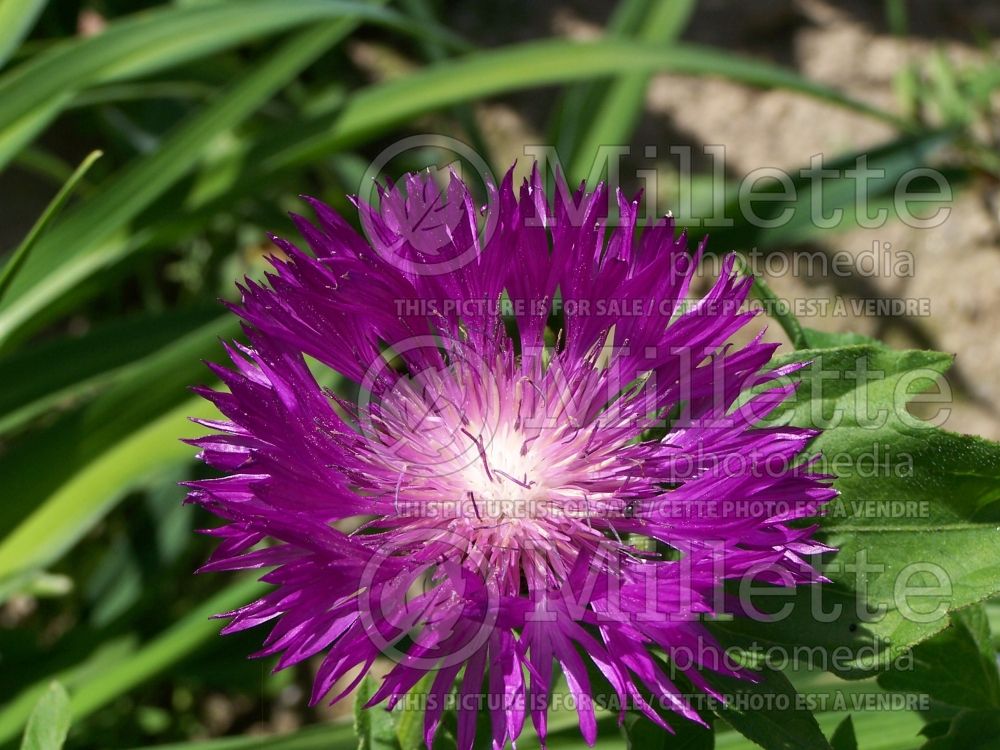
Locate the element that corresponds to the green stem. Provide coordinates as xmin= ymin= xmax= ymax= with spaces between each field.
xmin=735 ymin=254 xmax=808 ymax=349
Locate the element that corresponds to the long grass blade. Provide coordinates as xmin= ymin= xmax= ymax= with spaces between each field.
xmin=0 ymin=150 xmax=102 ymax=303
xmin=0 ymin=397 xmax=213 ymax=583
xmin=268 ymin=39 xmax=903 ymax=172
xmin=0 ymin=0 xmax=463 ymax=170
xmin=551 ymin=0 xmax=655 ymax=157
xmin=0 ymin=307 xmax=220 ymax=435
xmin=0 ymin=0 xmax=47 ymax=70
xmin=0 ymin=19 xmax=355 ymax=349
xmin=568 ymin=0 xmax=697 ymax=182
xmin=0 ymin=38 xmax=904 ymax=349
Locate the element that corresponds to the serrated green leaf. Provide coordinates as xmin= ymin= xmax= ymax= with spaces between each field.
xmin=762 ymin=345 xmax=1000 ymax=665
xmin=18 ymin=682 xmax=70 ymax=750
xmin=800 ymin=329 xmax=883 ymax=350
xmin=706 ymin=666 xmax=832 ymax=750
xmin=817 ymin=425 xmax=1000 ymax=529
xmin=761 ymin=345 xmax=953 ymax=430
xmin=877 ymin=605 xmax=1000 ymax=709
xmin=817 ymin=421 xmax=1000 ymax=663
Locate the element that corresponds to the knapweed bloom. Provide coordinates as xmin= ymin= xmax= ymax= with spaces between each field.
xmin=187 ymin=165 xmax=835 ymax=749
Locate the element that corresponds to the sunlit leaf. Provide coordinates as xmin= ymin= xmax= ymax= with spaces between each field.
xmin=0 ymin=0 xmax=47 ymax=70
xmin=18 ymin=682 xmax=70 ymax=750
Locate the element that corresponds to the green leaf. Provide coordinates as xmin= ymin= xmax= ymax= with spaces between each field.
xmin=0 ymin=37 xmax=897 ymax=348
xmin=829 ymin=715 xmax=858 ymax=750
xmin=0 ymin=149 xmax=102 ymax=303
xmin=707 ymin=584 xmax=873 ymax=680
xmin=396 ymin=672 xmax=442 ymax=750
xmin=0 ymin=19 xmax=352 ymax=349
xmin=0 ymin=0 xmax=458 ymax=168
xmin=818 ymin=424 xmax=1000 ymax=659
xmin=800 ymin=329 xmax=883 ymax=350
xmin=19 ymin=682 xmax=70 ymax=750
xmin=812 ymin=709 xmax=924 ymax=750
xmin=356 ymin=674 xmax=401 ymax=750
xmin=877 ymin=605 xmax=1000 ymax=709
xmin=0 ymin=0 xmax=46 ymax=70
xmin=706 ymin=666 xmax=832 ymax=750
xmin=762 ymin=345 xmax=1000 ymax=664
xmin=0 ymin=578 xmax=264 ymax=744
xmin=0 ymin=395 xmax=213 ymax=584
xmin=622 ymin=712 xmax=714 ymax=749
xmin=818 ymin=425 xmax=1000 ymax=530
xmin=267 ymin=38 xmax=899 ymax=172
xmin=0 ymin=307 xmax=220 ymax=435
xmin=567 ymin=0 xmax=696 ymax=183
xmin=761 ymin=344 xmax=953 ymax=430
xmin=0 ymin=638 xmax=135 ymax=744
xmin=919 ymin=709 xmax=1000 ymax=750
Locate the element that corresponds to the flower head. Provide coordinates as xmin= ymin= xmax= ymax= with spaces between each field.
xmin=187 ymin=165 xmax=835 ymax=749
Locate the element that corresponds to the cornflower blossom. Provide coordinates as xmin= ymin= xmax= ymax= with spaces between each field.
xmin=186 ymin=165 xmax=835 ymax=749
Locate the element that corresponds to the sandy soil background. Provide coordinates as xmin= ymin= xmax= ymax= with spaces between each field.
xmin=447 ymin=0 xmax=1000 ymax=439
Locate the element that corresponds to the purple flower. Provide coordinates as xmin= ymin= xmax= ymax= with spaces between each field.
xmin=186 ymin=165 xmax=835 ymax=749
